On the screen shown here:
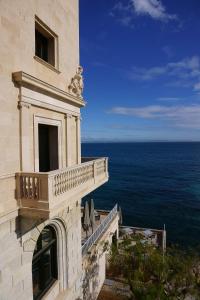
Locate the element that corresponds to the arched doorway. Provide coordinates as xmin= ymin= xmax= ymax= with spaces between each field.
xmin=32 ymin=225 xmax=58 ymax=299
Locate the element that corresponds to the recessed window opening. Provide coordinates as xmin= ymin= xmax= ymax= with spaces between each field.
xmin=32 ymin=226 xmax=58 ymax=300
xmin=35 ymin=17 xmax=57 ymax=67
xmin=38 ymin=124 xmax=59 ymax=172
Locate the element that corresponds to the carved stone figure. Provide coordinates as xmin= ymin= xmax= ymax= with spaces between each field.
xmin=68 ymin=66 xmax=84 ymax=98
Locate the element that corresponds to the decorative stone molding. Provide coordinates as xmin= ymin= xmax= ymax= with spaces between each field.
xmin=75 ymin=115 xmax=82 ymax=122
xmin=65 ymin=113 xmax=81 ymax=121
xmin=12 ymin=71 xmax=85 ymax=107
xmin=22 ymin=217 xmax=67 ymax=251
xmin=65 ymin=113 xmax=73 ymax=119
xmin=68 ymin=66 xmax=84 ymax=98
xmin=22 ymin=217 xmax=68 ymax=291
xmin=18 ymin=101 xmax=31 ymax=110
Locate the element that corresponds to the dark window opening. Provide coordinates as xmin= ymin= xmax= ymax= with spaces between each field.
xmin=35 ymin=19 xmax=55 ymax=66
xmin=32 ymin=226 xmax=58 ymax=300
xmin=35 ymin=30 xmax=49 ymax=62
xmin=38 ymin=124 xmax=59 ymax=172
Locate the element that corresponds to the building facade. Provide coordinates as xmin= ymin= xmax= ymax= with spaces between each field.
xmin=0 ymin=1 xmax=119 ymax=299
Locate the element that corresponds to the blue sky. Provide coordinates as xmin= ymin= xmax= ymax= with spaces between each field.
xmin=80 ymin=0 xmax=200 ymax=142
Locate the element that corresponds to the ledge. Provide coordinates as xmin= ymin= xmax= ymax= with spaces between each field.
xmin=12 ymin=71 xmax=86 ymax=108
xmin=34 ymin=55 xmax=61 ymax=74
xmin=0 ymin=208 xmax=18 ymax=225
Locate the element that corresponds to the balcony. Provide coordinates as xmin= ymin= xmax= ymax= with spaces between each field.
xmin=16 ymin=157 xmax=108 ymax=219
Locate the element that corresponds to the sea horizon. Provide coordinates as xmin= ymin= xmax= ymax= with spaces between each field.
xmin=82 ymin=140 xmax=200 ymax=144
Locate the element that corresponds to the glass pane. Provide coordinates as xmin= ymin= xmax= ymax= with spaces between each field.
xmin=32 ymin=226 xmax=57 ymax=299
xmin=35 ymin=30 xmax=48 ymax=62
xmin=33 ymin=235 xmax=42 ymax=254
xmin=32 ymin=259 xmax=41 ymax=299
xmin=34 ymin=227 xmax=55 ymax=256
xmin=41 ymin=249 xmax=52 ymax=286
xmin=41 ymin=227 xmax=53 ymax=248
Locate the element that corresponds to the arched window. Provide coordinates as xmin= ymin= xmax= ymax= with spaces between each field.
xmin=32 ymin=226 xmax=58 ymax=300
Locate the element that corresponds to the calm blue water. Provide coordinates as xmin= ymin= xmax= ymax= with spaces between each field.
xmin=82 ymin=142 xmax=200 ymax=247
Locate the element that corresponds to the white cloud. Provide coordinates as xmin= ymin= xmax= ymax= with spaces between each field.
xmin=157 ymin=97 xmax=181 ymax=102
xmin=129 ymin=65 xmax=167 ymax=81
xmin=110 ymin=0 xmax=178 ymax=27
xmin=168 ymin=56 xmax=200 ymax=71
xmin=132 ymin=0 xmax=177 ymax=22
xmin=127 ymin=56 xmax=200 ymax=91
xmin=110 ymin=1 xmax=134 ymax=27
xmin=194 ymin=82 xmax=200 ymax=92
xmin=109 ymin=105 xmax=200 ymax=129
xmin=130 ymin=56 xmax=200 ymax=80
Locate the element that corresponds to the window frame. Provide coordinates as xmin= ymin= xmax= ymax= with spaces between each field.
xmin=34 ymin=16 xmax=59 ymax=71
xmin=33 ymin=115 xmax=62 ymax=172
xmin=32 ymin=226 xmax=58 ymax=300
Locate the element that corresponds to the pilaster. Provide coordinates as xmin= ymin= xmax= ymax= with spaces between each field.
xmin=18 ymin=101 xmax=32 ymax=171
xmin=65 ymin=113 xmax=72 ymax=166
xmin=76 ymin=115 xmax=81 ymax=164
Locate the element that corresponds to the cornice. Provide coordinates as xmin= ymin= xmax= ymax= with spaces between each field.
xmin=12 ymin=71 xmax=86 ymax=108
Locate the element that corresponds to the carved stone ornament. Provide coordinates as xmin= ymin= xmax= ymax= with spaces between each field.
xmin=18 ymin=101 xmax=31 ymax=109
xmin=68 ymin=66 xmax=84 ymax=98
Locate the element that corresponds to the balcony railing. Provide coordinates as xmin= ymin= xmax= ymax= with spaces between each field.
xmin=16 ymin=157 xmax=108 ymax=217
xmin=82 ymin=204 xmax=118 ymax=256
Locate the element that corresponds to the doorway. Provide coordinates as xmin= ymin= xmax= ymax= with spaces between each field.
xmin=38 ymin=124 xmax=59 ymax=172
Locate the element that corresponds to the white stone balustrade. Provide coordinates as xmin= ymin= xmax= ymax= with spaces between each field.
xmin=16 ymin=157 xmax=108 ymax=219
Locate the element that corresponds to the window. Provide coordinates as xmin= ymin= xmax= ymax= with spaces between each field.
xmin=32 ymin=226 xmax=58 ymax=300
xmin=35 ymin=16 xmax=58 ymax=68
xmin=35 ymin=30 xmax=49 ymax=63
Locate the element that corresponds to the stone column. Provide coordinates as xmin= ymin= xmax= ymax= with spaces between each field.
xmin=18 ymin=101 xmax=31 ymax=171
xmin=65 ymin=113 xmax=72 ymax=166
xmin=76 ymin=115 xmax=81 ymax=164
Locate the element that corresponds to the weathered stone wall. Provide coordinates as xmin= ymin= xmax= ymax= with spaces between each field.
xmin=0 ymin=0 xmax=80 ymax=219
xmin=0 ymin=1 xmax=84 ymax=299
xmin=0 ymin=198 xmax=83 ymax=300
xmin=0 ymin=0 xmax=79 ymax=174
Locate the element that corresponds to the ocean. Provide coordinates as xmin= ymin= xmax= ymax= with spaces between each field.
xmin=82 ymin=142 xmax=200 ymax=248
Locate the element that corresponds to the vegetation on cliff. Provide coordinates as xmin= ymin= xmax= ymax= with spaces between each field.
xmin=108 ymin=236 xmax=200 ymax=300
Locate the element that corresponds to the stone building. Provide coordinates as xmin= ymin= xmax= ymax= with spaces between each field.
xmin=0 ymin=1 xmax=119 ymax=299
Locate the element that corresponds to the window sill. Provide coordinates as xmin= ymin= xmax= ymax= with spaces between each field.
xmin=34 ymin=56 xmax=60 ymax=74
